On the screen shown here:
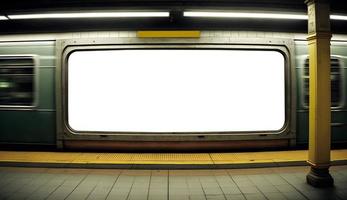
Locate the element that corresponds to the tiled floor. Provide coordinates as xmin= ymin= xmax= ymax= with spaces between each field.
xmin=0 ymin=165 xmax=346 ymax=200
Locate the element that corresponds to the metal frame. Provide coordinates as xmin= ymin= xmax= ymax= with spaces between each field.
xmin=56 ymin=37 xmax=296 ymax=143
xmin=0 ymin=54 xmax=39 ymax=110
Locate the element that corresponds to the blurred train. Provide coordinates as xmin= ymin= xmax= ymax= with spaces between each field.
xmin=0 ymin=31 xmax=346 ymax=151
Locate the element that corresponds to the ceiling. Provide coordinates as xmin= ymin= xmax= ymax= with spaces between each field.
xmin=0 ymin=0 xmax=346 ymax=34
xmin=3 ymin=0 xmax=346 ymax=13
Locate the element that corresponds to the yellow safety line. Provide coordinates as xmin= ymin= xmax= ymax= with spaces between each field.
xmin=0 ymin=150 xmax=346 ymax=165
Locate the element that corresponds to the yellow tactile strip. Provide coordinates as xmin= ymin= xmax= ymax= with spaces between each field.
xmin=0 ymin=150 xmax=346 ymax=165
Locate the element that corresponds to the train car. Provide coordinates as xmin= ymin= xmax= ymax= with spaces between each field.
xmin=0 ymin=30 xmax=346 ymax=151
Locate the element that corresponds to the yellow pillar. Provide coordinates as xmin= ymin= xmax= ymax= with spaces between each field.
xmin=305 ymin=0 xmax=333 ymax=187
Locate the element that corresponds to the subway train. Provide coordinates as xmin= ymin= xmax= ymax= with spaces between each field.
xmin=0 ymin=31 xmax=346 ymax=151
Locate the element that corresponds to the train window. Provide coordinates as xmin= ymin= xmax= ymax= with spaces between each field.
xmin=303 ymin=58 xmax=343 ymax=108
xmin=0 ymin=56 xmax=36 ymax=106
xmin=68 ymin=49 xmax=285 ymax=132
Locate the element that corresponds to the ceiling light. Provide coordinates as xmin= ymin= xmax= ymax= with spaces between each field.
xmin=7 ymin=12 xmax=169 ymax=20
xmin=330 ymin=15 xmax=347 ymax=21
xmin=184 ymin=11 xmax=308 ymax=20
xmin=184 ymin=11 xmax=347 ymax=21
xmin=0 ymin=16 xmax=8 ymax=20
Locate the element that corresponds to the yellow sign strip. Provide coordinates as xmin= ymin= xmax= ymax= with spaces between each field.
xmin=137 ymin=31 xmax=200 ymax=38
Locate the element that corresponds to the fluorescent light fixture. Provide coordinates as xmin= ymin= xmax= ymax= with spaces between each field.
xmin=330 ymin=15 xmax=347 ymax=21
xmin=184 ymin=11 xmax=308 ymax=20
xmin=6 ymin=11 xmax=347 ymax=21
xmin=0 ymin=16 xmax=8 ymax=20
xmin=184 ymin=11 xmax=347 ymax=21
xmin=8 ymin=12 xmax=169 ymax=19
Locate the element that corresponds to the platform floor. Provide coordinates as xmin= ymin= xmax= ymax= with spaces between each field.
xmin=0 ymin=149 xmax=347 ymax=168
xmin=0 ymin=165 xmax=347 ymax=200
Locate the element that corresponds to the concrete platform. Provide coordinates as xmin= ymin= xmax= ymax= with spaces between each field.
xmin=0 ymin=165 xmax=347 ymax=200
xmin=0 ymin=149 xmax=346 ymax=169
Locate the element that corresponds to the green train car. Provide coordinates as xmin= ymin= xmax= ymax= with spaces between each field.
xmin=0 ymin=31 xmax=346 ymax=151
